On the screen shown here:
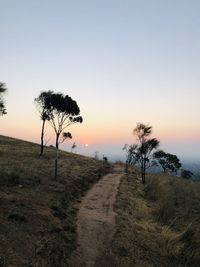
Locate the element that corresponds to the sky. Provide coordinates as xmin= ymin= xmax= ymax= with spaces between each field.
xmin=0 ymin=0 xmax=200 ymax=161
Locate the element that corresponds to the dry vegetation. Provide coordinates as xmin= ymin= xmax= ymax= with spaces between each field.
xmin=0 ymin=135 xmax=110 ymax=267
xmin=112 ymin=168 xmax=200 ymax=267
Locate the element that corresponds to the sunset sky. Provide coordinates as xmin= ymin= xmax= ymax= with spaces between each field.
xmin=0 ymin=0 xmax=200 ymax=160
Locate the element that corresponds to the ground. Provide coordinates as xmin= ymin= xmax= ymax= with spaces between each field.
xmin=70 ymin=165 xmax=124 ymax=267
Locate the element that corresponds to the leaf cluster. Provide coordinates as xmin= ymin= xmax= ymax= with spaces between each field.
xmin=153 ymin=150 xmax=182 ymax=174
xmin=0 ymin=82 xmax=7 ymax=115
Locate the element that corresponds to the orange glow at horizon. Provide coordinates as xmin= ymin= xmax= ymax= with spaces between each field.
xmin=1 ymin=114 xmax=199 ymax=148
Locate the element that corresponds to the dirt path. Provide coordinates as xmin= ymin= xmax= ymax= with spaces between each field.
xmin=72 ymin=165 xmax=124 ymax=267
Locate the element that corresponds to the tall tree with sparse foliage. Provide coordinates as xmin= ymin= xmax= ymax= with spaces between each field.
xmin=0 ymin=82 xmax=7 ymax=115
xmin=35 ymin=91 xmax=53 ymax=156
xmin=133 ymin=123 xmax=160 ymax=184
xmin=48 ymin=93 xmax=83 ymax=178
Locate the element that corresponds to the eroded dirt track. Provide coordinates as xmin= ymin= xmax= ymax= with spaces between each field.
xmin=72 ymin=165 xmax=124 ymax=267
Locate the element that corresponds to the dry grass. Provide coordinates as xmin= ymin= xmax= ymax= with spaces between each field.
xmin=112 ymin=168 xmax=200 ymax=267
xmin=0 ymin=135 xmax=110 ymax=267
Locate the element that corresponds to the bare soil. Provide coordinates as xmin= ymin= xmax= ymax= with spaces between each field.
xmin=71 ymin=165 xmax=124 ymax=267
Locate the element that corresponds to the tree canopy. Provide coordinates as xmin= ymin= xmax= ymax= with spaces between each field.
xmin=48 ymin=93 xmax=83 ymax=149
xmin=0 ymin=82 xmax=7 ymax=115
xmin=153 ymin=150 xmax=182 ymax=174
xmin=181 ymin=169 xmax=193 ymax=179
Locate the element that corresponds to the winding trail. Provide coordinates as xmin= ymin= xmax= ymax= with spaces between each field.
xmin=72 ymin=164 xmax=124 ymax=267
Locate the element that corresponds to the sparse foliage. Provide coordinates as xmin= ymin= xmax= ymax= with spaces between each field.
xmin=48 ymin=93 xmax=83 ymax=150
xmin=153 ymin=150 xmax=182 ymax=174
xmin=61 ymin=132 xmax=72 ymax=144
xmin=48 ymin=93 xmax=83 ymax=178
xmin=0 ymin=82 xmax=7 ymax=115
xmin=122 ymin=144 xmax=138 ymax=173
xmin=34 ymin=91 xmax=53 ymax=156
xmin=132 ymin=123 xmax=160 ymax=184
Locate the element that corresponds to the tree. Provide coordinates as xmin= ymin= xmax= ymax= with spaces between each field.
xmin=153 ymin=150 xmax=182 ymax=174
xmin=34 ymin=91 xmax=53 ymax=156
xmin=133 ymin=123 xmax=159 ymax=184
xmin=122 ymin=144 xmax=139 ymax=173
xmin=48 ymin=93 xmax=83 ymax=178
xmin=103 ymin=155 xmax=108 ymax=163
xmin=71 ymin=142 xmax=76 ymax=153
xmin=0 ymin=82 xmax=7 ymax=115
xmin=181 ymin=169 xmax=193 ymax=179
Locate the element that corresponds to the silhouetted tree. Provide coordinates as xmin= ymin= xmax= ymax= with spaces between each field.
xmin=71 ymin=142 xmax=76 ymax=153
xmin=48 ymin=93 xmax=83 ymax=178
xmin=122 ymin=144 xmax=138 ymax=173
xmin=133 ymin=123 xmax=160 ymax=184
xmin=35 ymin=91 xmax=53 ymax=156
xmin=181 ymin=169 xmax=193 ymax=179
xmin=153 ymin=150 xmax=182 ymax=174
xmin=0 ymin=82 xmax=7 ymax=115
xmin=103 ymin=155 xmax=108 ymax=163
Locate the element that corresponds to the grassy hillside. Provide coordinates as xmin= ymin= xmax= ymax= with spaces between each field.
xmin=112 ymin=169 xmax=200 ymax=267
xmin=0 ymin=135 xmax=110 ymax=267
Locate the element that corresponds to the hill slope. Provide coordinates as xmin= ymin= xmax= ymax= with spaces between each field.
xmin=0 ymin=135 xmax=109 ymax=267
xmin=112 ymin=169 xmax=200 ymax=267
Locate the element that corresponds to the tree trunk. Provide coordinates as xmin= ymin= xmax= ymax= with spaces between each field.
xmin=54 ymin=133 xmax=60 ymax=179
xmin=56 ymin=133 xmax=59 ymax=150
xmin=141 ymin=157 xmax=146 ymax=184
xmin=141 ymin=159 xmax=144 ymax=184
xmin=143 ymin=159 xmax=146 ymax=184
xmin=125 ymin=160 xmax=128 ymax=173
xmin=40 ymin=119 xmax=45 ymax=156
xmin=55 ymin=149 xmax=58 ymax=179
